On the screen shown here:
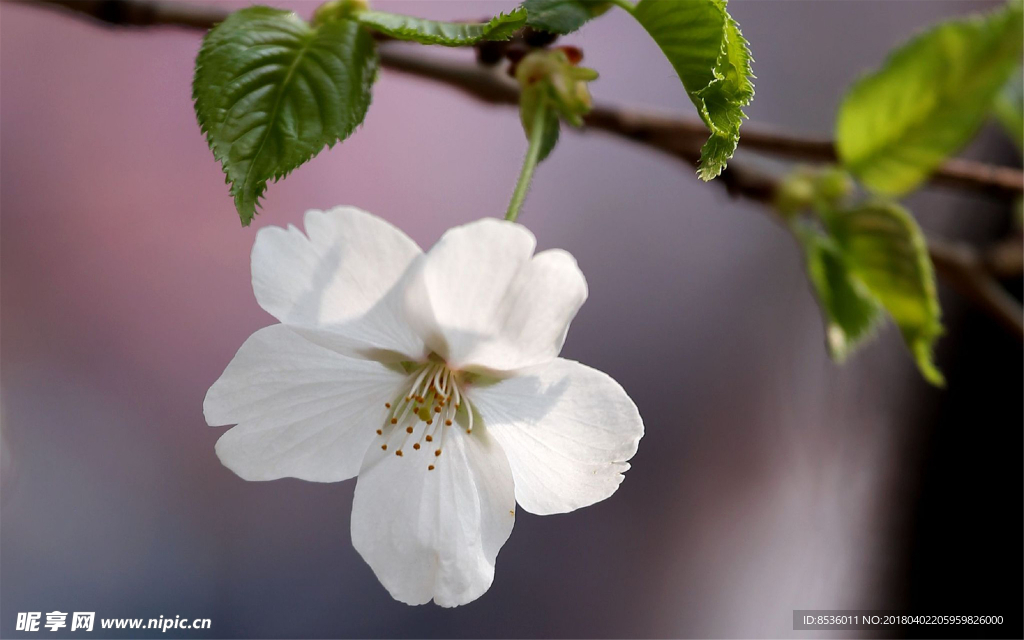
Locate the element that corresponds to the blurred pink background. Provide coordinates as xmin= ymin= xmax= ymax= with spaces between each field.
xmin=2 ymin=1 xmax=1019 ymax=637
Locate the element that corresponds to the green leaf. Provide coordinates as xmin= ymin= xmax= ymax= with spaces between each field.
xmin=797 ymin=225 xmax=883 ymax=362
xmin=523 ymin=0 xmax=610 ymax=35
xmin=826 ymin=201 xmax=945 ymax=385
xmin=632 ymin=0 xmax=753 ymax=180
xmin=836 ymin=1 xmax=1023 ymax=196
xmin=355 ymin=8 xmax=527 ymax=46
xmin=993 ymin=69 xmax=1023 ymax=151
xmin=193 ymin=7 xmax=377 ymax=225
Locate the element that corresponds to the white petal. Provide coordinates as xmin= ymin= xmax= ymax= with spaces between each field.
xmin=205 ymin=324 xmax=409 ymax=482
xmin=350 ymin=425 xmax=516 ymax=607
xmin=252 ymin=206 xmax=427 ymax=361
xmin=404 ymin=218 xmax=587 ymax=373
xmin=469 ymin=358 xmax=644 ymax=516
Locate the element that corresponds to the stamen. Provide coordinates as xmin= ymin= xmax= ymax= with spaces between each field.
xmin=439 ymin=369 xmax=450 ymax=397
xmin=391 ymin=388 xmax=421 ymax=426
xmin=379 ymin=361 xmax=476 ymax=464
xmin=438 ymin=404 xmax=452 ymax=454
xmin=419 ymin=414 xmax=441 ymax=450
xmin=409 ymin=365 xmax=433 ymax=396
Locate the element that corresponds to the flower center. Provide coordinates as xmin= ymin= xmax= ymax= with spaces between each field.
xmin=375 ymin=362 xmax=473 ymax=471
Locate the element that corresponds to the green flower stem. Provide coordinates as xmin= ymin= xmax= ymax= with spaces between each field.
xmin=505 ymin=99 xmax=550 ymax=222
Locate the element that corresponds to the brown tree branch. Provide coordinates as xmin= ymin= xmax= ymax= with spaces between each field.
xmin=17 ymin=0 xmax=226 ymax=29
xmin=11 ymin=0 xmax=1024 ymax=341
xmin=371 ymin=47 xmax=1024 ymax=198
xmin=19 ymin=0 xmax=1023 ymax=196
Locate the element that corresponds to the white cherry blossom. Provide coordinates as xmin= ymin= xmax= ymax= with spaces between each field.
xmin=204 ymin=206 xmax=644 ymax=607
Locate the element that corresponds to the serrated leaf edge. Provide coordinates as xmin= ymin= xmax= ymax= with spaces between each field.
xmin=192 ymin=9 xmax=379 ymax=225
xmin=695 ymin=3 xmax=754 ymax=180
xmin=356 ymin=7 xmax=527 ymax=46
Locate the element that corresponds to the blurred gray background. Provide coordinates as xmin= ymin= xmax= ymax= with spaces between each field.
xmin=2 ymin=1 xmax=1020 ymax=637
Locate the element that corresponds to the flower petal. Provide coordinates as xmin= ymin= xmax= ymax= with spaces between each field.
xmin=404 ymin=218 xmax=587 ymax=372
xmin=469 ymin=358 xmax=643 ymax=516
xmin=205 ymin=324 xmax=409 ymax=482
xmin=252 ymin=206 xmax=427 ymax=361
xmin=350 ymin=425 xmax=516 ymax=607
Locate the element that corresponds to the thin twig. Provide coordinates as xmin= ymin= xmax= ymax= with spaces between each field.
xmin=11 ymin=0 xmax=1024 ymax=340
xmin=929 ymin=239 xmax=1024 ymax=339
xmin=983 ymin=236 xmax=1024 ymax=279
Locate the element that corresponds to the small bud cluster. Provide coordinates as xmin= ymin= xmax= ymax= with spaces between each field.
xmin=515 ymin=48 xmax=600 ymax=129
xmin=775 ymin=166 xmax=855 ymax=219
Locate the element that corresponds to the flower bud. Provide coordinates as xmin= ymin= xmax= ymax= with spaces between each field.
xmin=515 ymin=49 xmax=599 ymax=129
xmin=776 ymin=166 xmax=855 ymax=218
xmin=814 ymin=167 xmax=855 ymax=203
xmin=775 ymin=168 xmax=817 ymax=218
